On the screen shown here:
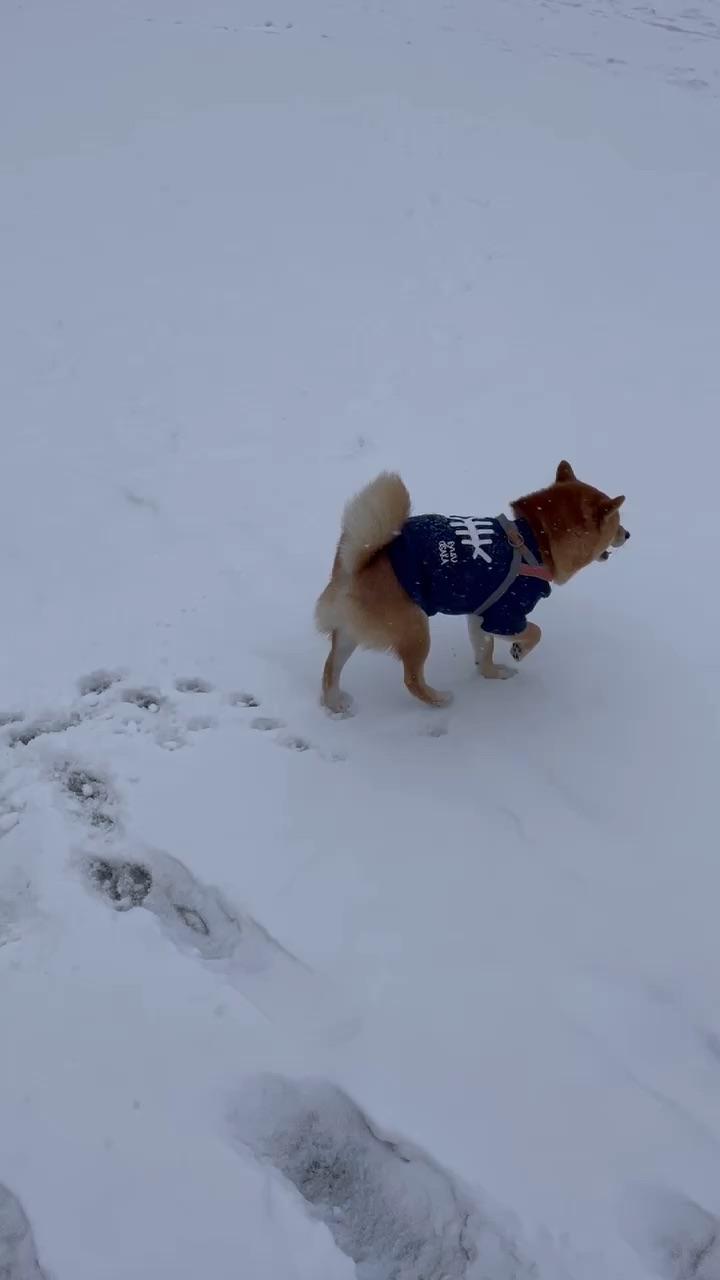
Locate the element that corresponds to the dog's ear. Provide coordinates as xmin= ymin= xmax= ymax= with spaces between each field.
xmin=556 ymin=460 xmax=576 ymax=483
xmin=597 ymin=494 xmax=626 ymax=522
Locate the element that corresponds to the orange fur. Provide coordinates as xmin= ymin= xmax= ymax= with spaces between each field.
xmin=316 ymin=460 xmax=628 ymax=712
xmin=512 ymin=460 xmax=626 ymax=585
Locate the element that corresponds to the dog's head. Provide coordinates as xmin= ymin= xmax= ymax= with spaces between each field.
xmin=514 ymin=460 xmax=630 ymax=584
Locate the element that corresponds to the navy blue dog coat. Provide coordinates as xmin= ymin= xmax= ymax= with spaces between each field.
xmin=386 ymin=513 xmax=551 ymax=636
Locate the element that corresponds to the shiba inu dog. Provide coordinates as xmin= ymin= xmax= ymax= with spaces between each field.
xmin=315 ymin=461 xmax=629 ymax=713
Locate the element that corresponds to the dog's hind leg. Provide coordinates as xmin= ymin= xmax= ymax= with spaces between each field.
xmin=321 ymin=630 xmax=357 ymax=715
xmin=467 ymin=615 xmax=516 ymax=680
xmin=397 ymin=613 xmax=452 ymax=708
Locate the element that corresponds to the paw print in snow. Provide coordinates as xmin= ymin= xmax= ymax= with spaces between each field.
xmin=187 ymin=715 xmax=216 ymax=732
xmin=227 ymin=691 xmax=260 ymax=708
xmin=122 ymin=687 xmax=165 ymax=712
xmin=61 ymin=766 xmax=116 ymax=831
xmin=8 ymin=712 xmax=82 ymax=747
xmin=251 ymin=716 xmax=285 ymax=732
xmin=278 ymin=734 xmax=311 ymax=753
xmin=175 ymin=677 xmax=214 ymax=694
xmin=77 ymin=669 xmax=123 ymax=696
xmin=87 ymin=858 xmax=152 ymax=910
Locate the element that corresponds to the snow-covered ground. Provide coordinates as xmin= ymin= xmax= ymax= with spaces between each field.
xmin=2 ymin=1 xmax=720 ymax=1276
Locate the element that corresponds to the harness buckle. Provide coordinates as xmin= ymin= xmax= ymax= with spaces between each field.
xmin=505 ymin=525 xmax=526 ymax=550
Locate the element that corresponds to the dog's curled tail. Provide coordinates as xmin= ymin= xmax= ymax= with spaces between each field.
xmin=339 ymin=472 xmax=411 ymax=575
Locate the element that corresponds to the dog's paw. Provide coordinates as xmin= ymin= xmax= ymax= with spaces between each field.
xmin=427 ymin=689 xmax=453 ymax=708
xmin=510 ymin=643 xmax=524 ymax=663
xmin=322 ymin=689 xmax=355 ymax=718
xmin=479 ymin=663 xmax=517 ymax=680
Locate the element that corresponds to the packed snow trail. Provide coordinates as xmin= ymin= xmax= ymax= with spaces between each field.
xmin=2 ymin=1 xmax=720 ymax=1277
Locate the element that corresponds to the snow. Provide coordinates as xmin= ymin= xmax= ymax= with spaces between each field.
xmin=1 ymin=0 xmax=720 ymax=1276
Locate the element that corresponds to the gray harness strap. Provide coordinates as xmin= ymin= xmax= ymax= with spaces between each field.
xmin=473 ymin=514 xmax=543 ymax=617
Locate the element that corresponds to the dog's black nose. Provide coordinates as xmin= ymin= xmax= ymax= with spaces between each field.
xmin=624 ymin=529 xmax=631 ymax=541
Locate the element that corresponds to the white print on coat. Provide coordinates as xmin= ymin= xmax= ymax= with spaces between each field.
xmin=438 ymin=540 xmax=458 ymax=567
xmin=448 ymin=517 xmax=495 ymax=564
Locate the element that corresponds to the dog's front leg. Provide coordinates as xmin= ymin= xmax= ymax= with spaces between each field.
xmin=467 ymin=615 xmax=516 ymax=679
xmin=509 ymin=622 xmax=542 ymax=663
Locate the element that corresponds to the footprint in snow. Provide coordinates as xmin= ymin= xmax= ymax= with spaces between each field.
xmin=277 ymin=734 xmax=311 ymax=752
xmin=87 ymin=858 xmax=152 ymax=910
xmin=228 ymin=1075 xmax=534 ymax=1280
xmin=58 ymin=763 xmax=117 ymax=833
xmin=121 ymin=687 xmax=166 ymax=712
xmin=251 ymin=717 xmax=316 ymax=755
xmin=175 ymin=676 xmax=214 ymax=694
xmin=174 ymin=681 xmax=325 ymax=757
xmin=84 ymin=851 xmax=243 ymax=954
xmin=82 ymin=851 xmax=358 ymax=1039
xmin=227 ymin=691 xmax=260 ymax=708
xmin=421 ymin=721 xmax=449 ymax=738
xmin=7 ymin=712 xmax=82 ymax=748
xmin=186 ymin=715 xmax=216 ymax=732
xmin=77 ymin=668 xmax=123 ymax=697
xmin=7 ymin=673 xmax=330 ymax=766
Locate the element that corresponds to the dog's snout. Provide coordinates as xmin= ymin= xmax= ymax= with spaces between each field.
xmin=624 ymin=529 xmax=630 ymax=541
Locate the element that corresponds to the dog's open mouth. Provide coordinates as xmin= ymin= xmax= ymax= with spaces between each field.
xmin=599 ymin=549 xmax=611 ymax=561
